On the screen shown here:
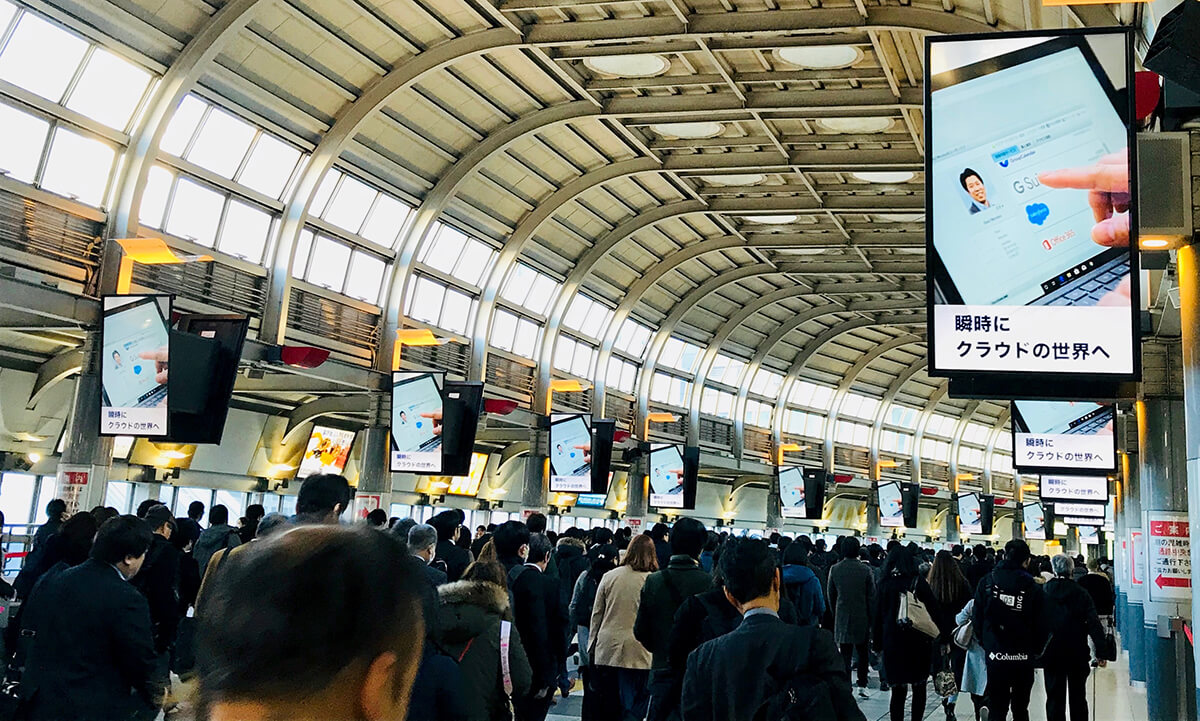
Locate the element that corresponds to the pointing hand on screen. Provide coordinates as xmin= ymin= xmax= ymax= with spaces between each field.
xmin=574 ymin=444 xmax=592 ymax=464
xmin=421 ymin=411 xmax=442 ymax=436
xmin=1037 ymin=151 xmax=1130 ymax=248
xmin=138 ymin=346 xmax=169 ymax=385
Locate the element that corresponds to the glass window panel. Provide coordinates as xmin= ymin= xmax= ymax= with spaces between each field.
xmin=650 ymin=373 xmax=670 ymax=404
xmin=888 ymin=404 xmax=918 ymax=427
xmin=492 ymin=310 xmax=516 ymax=351
xmin=660 ymin=337 xmax=683 ymax=369
xmin=166 ymin=178 xmax=224 ymax=246
xmin=217 ymin=199 xmax=271 ymax=262
xmin=140 ymin=165 xmax=173 ymax=229
xmin=964 ymin=423 xmax=991 ymax=445
xmin=160 ymin=95 xmax=206 ymax=156
xmin=502 ymin=264 xmax=534 ymax=306
xmin=306 ymin=236 xmax=351 ymax=290
xmin=991 ymin=454 xmax=1013 ymax=473
xmin=409 ymin=277 xmax=444 ymax=325
xmin=581 ymin=301 xmax=611 ymax=338
xmin=237 ymin=133 xmax=301 ymax=199
xmin=804 ymin=413 xmax=824 ymax=437
xmin=0 ymin=103 xmax=50 ymax=183
xmin=0 ymin=473 xmax=35 ymax=525
xmin=700 ymin=387 xmax=717 ymax=416
xmin=524 ymin=273 xmax=558 ymax=316
xmin=260 ymin=494 xmax=281 ymax=515
xmin=213 ymin=490 xmax=245 ymax=521
xmin=65 ymin=47 xmax=151 ymax=130
xmin=513 ymin=318 xmax=538 ymax=358
xmin=34 ymin=476 xmax=56 ymax=523
xmin=360 ymin=193 xmax=410 ymax=248
xmin=104 ymin=480 xmax=132 ymax=516
xmin=40 ymin=127 xmax=114 ymax=206
xmin=452 ymin=239 xmax=492 ymax=286
xmin=158 ymin=485 xmax=175 ymax=505
xmin=715 ymin=390 xmax=733 ymax=418
xmin=678 ymin=342 xmax=700 ymax=374
xmin=293 ymin=229 xmax=313 ymax=279
xmin=852 ymin=422 xmax=870 ymax=447
xmin=279 ymin=495 xmax=297 ymax=517
xmin=310 ymin=171 xmax=339 ymax=217
xmin=571 ymin=343 xmax=593 ymax=378
xmin=553 ymin=337 xmax=574 ymax=372
xmin=0 ymin=13 xmax=87 ymax=102
xmin=426 ymin=226 xmax=465 ymax=274
xmin=345 ymin=251 xmax=385 ymax=304
xmin=323 ymin=176 xmax=377 ymax=235
xmin=0 ymin=3 xmax=16 ymax=35
xmin=670 ymin=377 xmax=690 ymax=407
xmin=174 ymin=487 xmax=211 ymax=517
xmin=186 ymin=107 xmax=256 ymax=178
xmin=440 ymin=287 xmax=471 ymax=335
xmin=563 ymin=295 xmax=589 ymax=332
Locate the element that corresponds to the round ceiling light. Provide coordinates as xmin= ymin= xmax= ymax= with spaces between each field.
xmin=776 ymin=45 xmax=863 ymax=70
xmin=816 ymin=117 xmax=893 ymax=134
xmin=743 ymin=214 xmax=798 ymax=225
xmin=852 ymin=171 xmax=915 ymax=183
xmin=701 ymin=173 xmax=765 ymax=186
xmin=583 ymin=54 xmax=670 ymax=78
xmin=649 ymin=121 xmax=725 ymax=139
xmin=875 ymin=213 xmax=924 ymax=223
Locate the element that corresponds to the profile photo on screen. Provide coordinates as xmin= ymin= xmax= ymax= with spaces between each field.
xmin=959 ymin=167 xmax=992 ymax=214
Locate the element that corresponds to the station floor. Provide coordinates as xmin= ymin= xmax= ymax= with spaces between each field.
xmin=545 ymin=648 xmax=1148 ymax=721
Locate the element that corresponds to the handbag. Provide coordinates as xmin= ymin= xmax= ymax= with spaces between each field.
xmin=897 ymin=579 xmax=940 ymax=639
xmin=932 ymin=646 xmax=958 ymax=698
xmin=952 ymin=617 xmax=973 ymax=650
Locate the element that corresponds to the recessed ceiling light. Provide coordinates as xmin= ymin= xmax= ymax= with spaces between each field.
xmin=701 ymin=173 xmax=765 ymax=186
xmin=742 ymin=214 xmax=798 ymax=225
xmin=875 ymin=213 xmax=924 ymax=223
xmin=852 ymin=171 xmax=915 ymax=183
xmin=649 ymin=121 xmax=725 ymax=139
xmin=816 ymin=117 xmax=893 ymax=134
xmin=583 ymin=54 xmax=670 ymax=78
xmin=776 ymin=45 xmax=863 ymax=70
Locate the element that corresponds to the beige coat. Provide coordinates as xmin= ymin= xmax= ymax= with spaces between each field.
xmin=588 ymin=565 xmax=652 ymax=670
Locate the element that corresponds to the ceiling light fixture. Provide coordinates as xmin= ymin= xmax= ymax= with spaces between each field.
xmin=742 ymin=214 xmax=798 ymax=225
xmin=776 ymin=46 xmax=863 ymax=69
xmin=701 ymin=173 xmax=765 ymax=186
xmin=584 ymin=54 xmax=670 ymax=78
xmin=816 ymin=117 xmax=893 ymax=134
xmin=649 ymin=121 xmax=725 ymax=139
xmin=852 ymin=171 xmax=915 ymax=184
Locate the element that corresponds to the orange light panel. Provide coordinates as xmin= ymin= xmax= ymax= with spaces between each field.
xmin=550 ymin=379 xmax=586 ymax=392
xmin=646 ymin=412 xmax=678 ymax=423
xmin=877 ymin=460 xmax=900 ymax=468
xmin=116 ymin=237 xmax=212 ymax=265
xmin=395 ymin=328 xmax=441 ymax=346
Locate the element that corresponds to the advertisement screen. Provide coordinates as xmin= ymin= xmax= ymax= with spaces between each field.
xmin=1078 ymin=526 xmax=1100 ymax=544
xmin=101 ymin=295 xmax=171 ymax=436
xmin=879 ymin=481 xmax=904 ymax=528
xmin=550 ymin=415 xmax=592 ymax=492
xmin=648 ymin=444 xmax=686 ymax=509
xmin=958 ymin=492 xmax=983 ymax=534
xmin=1024 ymin=501 xmax=1047 ymax=540
xmin=298 ymin=425 xmax=354 ymax=477
xmin=390 ymin=371 xmax=444 ymax=473
xmin=779 ymin=466 xmax=806 ymax=519
xmin=926 ymin=30 xmax=1137 ymax=380
xmin=1012 ymin=400 xmax=1115 ymax=473
xmin=575 ymin=493 xmax=607 ymax=508
xmin=1040 ymin=474 xmax=1108 ymax=502
xmin=1053 ymin=501 xmax=1105 ymax=517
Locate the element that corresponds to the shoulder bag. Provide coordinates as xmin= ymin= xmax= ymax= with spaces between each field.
xmin=897 ymin=578 xmax=940 ymax=639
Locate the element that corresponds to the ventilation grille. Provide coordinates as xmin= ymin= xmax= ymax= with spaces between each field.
xmin=486 ymin=353 xmax=535 ymax=404
xmin=401 ymin=337 xmax=470 ymax=377
xmin=0 ymin=190 xmax=102 ymax=283
xmin=134 ymin=259 xmax=266 ymax=318
xmin=648 ymin=404 xmax=687 ymax=439
xmin=744 ymin=427 xmax=772 ymax=458
xmin=833 ymin=446 xmax=870 ymax=475
xmin=552 ymin=386 xmax=592 ymax=414
xmin=287 ymin=288 xmax=381 ymax=362
xmin=699 ymin=417 xmax=734 ymax=450
xmin=605 ymin=394 xmax=635 ymax=429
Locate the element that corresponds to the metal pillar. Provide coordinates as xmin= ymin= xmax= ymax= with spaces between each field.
xmin=55 ymin=332 xmax=113 ymax=514
xmin=626 ymin=450 xmax=648 ymax=523
xmin=521 ymin=427 xmax=547 ymax=512
xmin=1175 ymin=242 xmax=1200 ymax=712
xmin=1124 ymin=424 xmax=1148 ymax=686
xmin=866 ymin=487 xmax=881 ymax=537
xmin=354 ymin=393 xmax=392 ymax=519
xmin=944 ymin=508 xmax=958 ymax=543
xmin=765 ymin=471 xmax=782 ymax=532
xmin=1137 ymin=396 xmax=1195 ymax=720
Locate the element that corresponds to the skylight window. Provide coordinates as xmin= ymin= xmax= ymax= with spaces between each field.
xmin=65 ymin=48 xmax=152 ymax=131
xmin=404 ymin=276 xmax=474 ymax=334
xmin=563 ymin=293 xmax=613 ymax=338
xmin=160 ymin=95 xmax=206 ymax=156
xmin=660 ymin=337 xmax=702 ymax=374
xmin=40 ymin=127 xmax=114 ymax=207
xmin=419 ymin=225 xmax=496 ymax=286
xmin=0 ymin=102 xmax=49 ymax=183
xmin=501 ymin=264 xmax=559 ymax=316
xmin=709 ymin=354 xmax=746 ymax=386
xmin=217 ymin=199 xmax=272 ymax=263
xmin=0 ymin=12 xmax=87 ymax=102
xmin=186 ymin=107 xmax=256 ymax=178
xmin=607 ymin=357 xmax=637 ymax=394
xmin=140 ymin=166 xmax=173 ymax=229
xmin=750 ymin=370 xmax=785 ymax=399
xmin=491 ymin=308 xmax=540 ymax=358
xmin=614 ymin=319 xmax=652 ymax=356
xmin=359 ymin=194 xmax=411 ymax=248
xmin=345 ymin=251 xmax=389 ymax=305
xmin=165 ymin=178 xmax=223 ymax=246
xmin=306 ymin=236 xmax=352 ymax=290
xmin=555 ymin=336 xmax=597 ymax=378
xmin=237 ymin=134 xmax=301 ymax=199
xmin=323 ymin=175 xmax=376 ymax=235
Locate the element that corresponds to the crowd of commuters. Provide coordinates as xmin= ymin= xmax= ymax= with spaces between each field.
xmin=0 ymin=480 xmax=1117 ymax=721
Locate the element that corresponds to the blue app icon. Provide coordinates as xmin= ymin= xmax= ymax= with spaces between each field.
xmin=1025 ymin=203 xmax=1050 ymax=226
xmin=133 ymin=365 xmax=142 ymax=375
xmin=415 ymin=421 xmax=424 ymax=429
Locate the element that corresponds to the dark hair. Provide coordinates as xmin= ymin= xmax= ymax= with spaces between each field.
xmin=90 ymin=515 xmax=153 ymax=565
xmin=245 ymin=504 xmax=266 ymax=522
xmin=1005 ymin=539 xmax=1032 ymax=567
xmin=493 ymin=521 xmax=531 ymax=558
xmin=527 ymin=533 xmax=553 ymax=565
xmin=145 ymin=505 xmax=174 ymax=532
xmin=973 ymin=543 xmax=988 ymax=561
xmin=719 ymin=538 xmax=777 ymax=605
xmin=392 ymin=518 xmax=418 ymax=544
xmin=590 ymin=527 xmax=615 ymax=547
xmin=454 ymin=526 xmax=472 ymax=550
xmin=428 ymin=510 xmax=462 ymax=542
xmin=704 ymin=531 xmax=720 ymax=553
xmin=649 ymin=523 xmax=669 ymax=543
xmin=46 ymin=498 xmax=67 ymax=521
xmin=883 ymin=542 xmax=918 ymax=578
xmin=366 ymin=509 xmax=388 ymax=528
xmin=196 ymin=526 xmax=424 ymax=705
xmin=520 ymin=512 xmax=544 ymax=535
xmin=209 ymin=504 xmax=230 ymax=526
xmin=188 ymin=501 xmax=206 ymax=520
xmin=670 ymin=517 xmax=706 ymax=558
xmin=136 ymin=499 xmax=163 ymax=518
xmin=840 ymin=536 xmax=861 ymax=559
xmin=927 ymin=550 xmax=970 ymax=604
xmin=951 ymin=544 xmax=964 ymax=557
xmin=783 ymin=542 xmax=810 ymax=567
xmin=959 ymin=168 xmax=983 ymax=191
xmin=57 ymin=512 xmax=99 ymax=565
xmin=296 ymin=474 xmax=351 ymax=519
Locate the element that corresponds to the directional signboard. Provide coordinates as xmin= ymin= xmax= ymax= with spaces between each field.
xmin=1147 ymin=512 xmax=1191 ymax=602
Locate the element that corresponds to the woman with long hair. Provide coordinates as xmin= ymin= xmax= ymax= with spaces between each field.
xmin=928 ymin=550 xmax=973 ymax=721
xmin=874 ymin=543 xmax=942 ymax=721
xmin=589 ymin=534 xmax=657 ymax=721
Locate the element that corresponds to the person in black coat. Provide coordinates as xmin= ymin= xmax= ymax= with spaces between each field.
xmin=407 ymin=646 xmax=468 ymax=721
xmin=20 ymin=516 xmax=163 ymax=721
xmin=965 ymin=545 xmax=993 ymax=593
xmin=649 ymin=523 xmax=672 ymax=572
xmin=874 ymin=543 xmax=942 ymax=721
xmin=494 ymin=521 xmax=531 ymax=579
xmin=1042 ymin=555 xmax=1108 ymax=721
xmin=130 ymin=507 xmax=182 ymax=656
xmin=14 ymin=499 xmax=68 ymax=599
xmin=681 ymin=538 xmax=865 ymax=721
xmin=508 ymin=534 xmax=563 ymax=721
xmin=407 ymin=523 xmax=450 ymax=588
xmin=430 ymin=510 xmax=472 ymax=582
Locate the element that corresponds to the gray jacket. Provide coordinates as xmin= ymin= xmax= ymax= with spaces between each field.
xmin=193 ymin=523 xmax=240 ymax=573
xmin=826 ymin=558 xmax=876 ymax=645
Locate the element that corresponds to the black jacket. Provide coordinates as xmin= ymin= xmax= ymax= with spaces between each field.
xmin=669 ymin=587 xmax=801 ymax=683
xmin=634 ymin=555 xmax=712 ymax=670
xmin=681 ymin=613 xmax=865 ymax=721
xmin=1078 ymin=573 xmax=1115 ymax=616
xmin=873 ymin=572 xmax=941 ymax=685
xmin=509 ymin=564 xmax=563 ymax=692
xmin=130 ymin=535 xmax=181 ymax=653
xmin=407 ymin=648 xmax=468 ymax=721
xmin=436 ymin=539 xmax=472 ymax=582
xmin=1042 ymin=578 xmax=1107 ymax=666
xmin=965 ymin=559 xmax=994 ymax=593
xmin=20 ymin=559 xmax=162 ymax=721
xmin=972 ymin=562 xmax=1047 ymax=664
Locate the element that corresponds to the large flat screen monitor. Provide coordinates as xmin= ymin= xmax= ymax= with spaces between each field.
xmin=100 ymin=294 xmax=172 ymax=437
xmin=1012 ymin=400 xmax=1116 ymax=474
xmin=390 ymin=371 xmax=444 ymax=473
xmin=879 ymin=481 xmax=904 ymax=528
xmin=926 ymin=30 xmax=1138 ymax=384
xmin=778 ymin=466 xmax=807 ymax=519
xmin=1040 ymin=474 xmax=1108 ymax=502
xmin=589 ymin=419 xmax=616 ymax=495
xmin=958 ymin=492 xmax=984 ymax=534
xmin=298 ymin=425 xmax=354 ymax=477
xmin=550 ymin=414 xmax=592 ymax=492
xmin=648 ymin=444 xmax=687 ymax=509
xmin=575 ymin=492 xmax=607 ymax=508
xmin=1024 ymin=501 xmax=1047 ymax=540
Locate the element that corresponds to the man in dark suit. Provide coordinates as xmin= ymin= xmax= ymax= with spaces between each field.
xmin=509 ymin=533 xmax=563 ymax=721
xmin=408 ymin=523 xmax=449 ymax=588
xmin=20 ymin=515 xmax=163 ymax=721
xmin=681 ymin=538 xmax=865 ymax=721
xmin=429 ymin=510 xmax=471 ymax=581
